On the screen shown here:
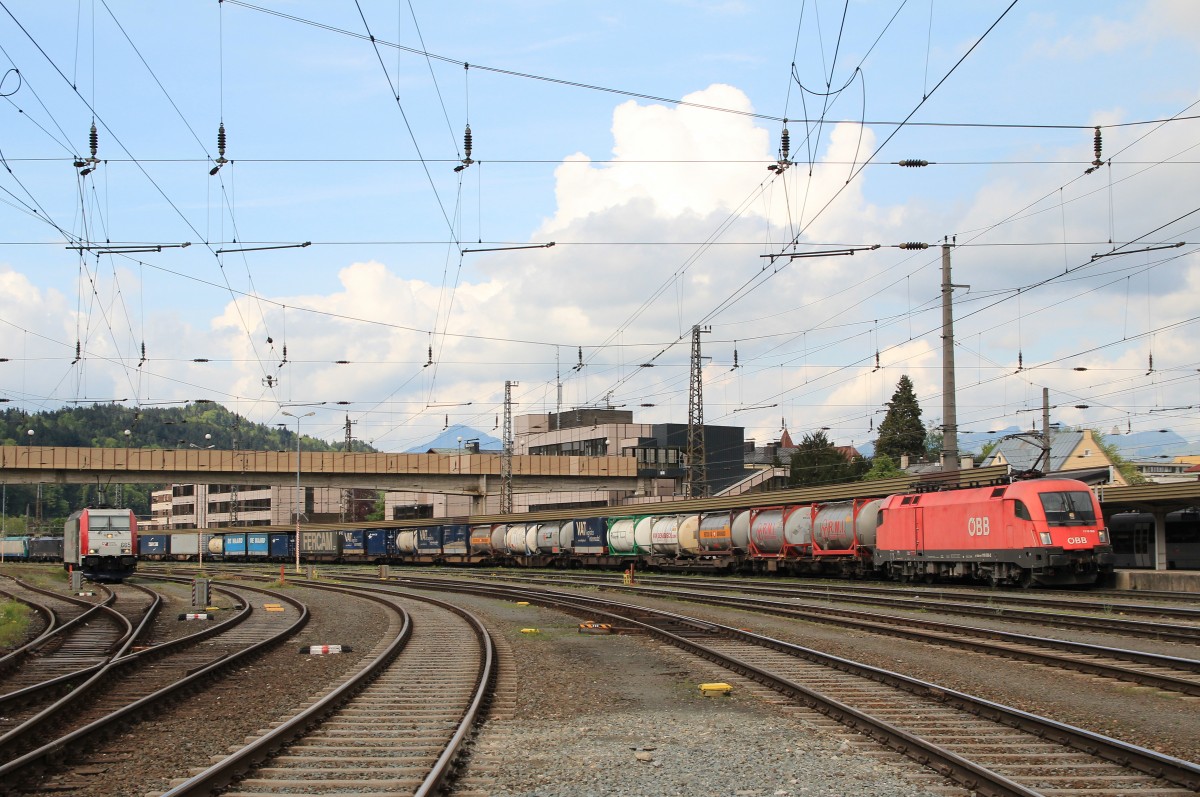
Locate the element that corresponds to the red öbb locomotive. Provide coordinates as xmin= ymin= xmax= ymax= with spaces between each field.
xmin=873 ymin=478 xmax=1112 ymax=586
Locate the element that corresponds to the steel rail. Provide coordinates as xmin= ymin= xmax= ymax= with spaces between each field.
xmin=396 ymin=576 xmax=1200 ymax=794
xmin=157 ymin=576 xmax=497 ymax=797
xmin=562 ymin=579 xmax=1200 ymax=695
xmin=494 ymin=571 xmax=1200 ymax=641
xmin=0 ymin=581 xmax=306 ymax=790
xmin=156 ymin=587 xmax=413 ymax=796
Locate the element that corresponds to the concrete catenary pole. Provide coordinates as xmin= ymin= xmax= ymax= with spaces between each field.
xmin=940 ymin=239 xmax=961 ymax=472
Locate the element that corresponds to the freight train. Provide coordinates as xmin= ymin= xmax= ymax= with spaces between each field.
xmin=176 ymin=477 xmax=1113 ymax=587
xmin=0 ymin=536 xmax=65 ymax=562
xmin=63 ymin=507 xmax=138 ymax=582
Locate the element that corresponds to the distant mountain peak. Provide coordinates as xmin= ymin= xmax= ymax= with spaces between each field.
xmin=408 ymin=424 xmax=501 ymax=453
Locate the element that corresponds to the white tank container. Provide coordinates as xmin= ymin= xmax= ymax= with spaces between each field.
xmin=490 ymin=524 xmax=508 ymax=552
xmin=524 ymin=524 xmax=542 ymax=555
xmin=558 ymin=521 xmax=577 ymax=551
xmin=855 ymin=499 xmax=883 ymax=547
xmin=505 ymin=524 xmax=528 ymax=554
xmin=677 ymin=514 xmax=701 ymax=555
xmin=634 ymin=516 xmax=655 ymax=552
xmin=731 ymin=510 xmax=751 ymax=549
xmin=393 ymin=529 xmax=417 ymax=554
xmin=651 ymin=516 xmax=681 ymax=555
xmin=608 ymin=518 xmax=637 ymax=553
xmin=537 ymin=522 xmax=561 ymax=553
xmin=783 ymin=505 xmax=814 ymax=547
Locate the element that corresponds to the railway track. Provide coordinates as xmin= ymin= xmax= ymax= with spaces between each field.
xmin=468 ymin=569 xmax=1200 ymax=642
xmin=0 ymin=580 xmax=154 ymax=743
xmin=396 ymin=576 xmax=1200 ymax=797
xmin=157 ymin=580 xmax=494 ymax=797
xmin=0 ymin=578 xmax=307 ymax=794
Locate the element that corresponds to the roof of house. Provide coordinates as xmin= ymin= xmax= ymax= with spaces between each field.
xmin=984 ymin=430 xmax=1086 ymax=472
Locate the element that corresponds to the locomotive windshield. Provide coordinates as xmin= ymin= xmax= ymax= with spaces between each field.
xmin=1038 ymin=491 xmax=1097 ymax=526
xmin=90 ymin=513 xmax=130 ymax=530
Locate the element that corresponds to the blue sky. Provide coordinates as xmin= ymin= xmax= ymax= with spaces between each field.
xmin=2 ymin=1 xmax=1198 ymax=458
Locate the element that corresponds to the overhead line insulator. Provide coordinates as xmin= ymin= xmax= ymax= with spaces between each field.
xmin=898 ymin=242 xmax=929 ymax=250
xmin=898 ymin=159 xmax=928 ymax=167
xmin=210 ymin=123 xmax=229 ymax=175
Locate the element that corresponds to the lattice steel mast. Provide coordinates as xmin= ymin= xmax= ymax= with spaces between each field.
xmin=686 ymin=325 xmax=709 ymax=498
xmin=501 ymin=380 xmax=517 ymax=514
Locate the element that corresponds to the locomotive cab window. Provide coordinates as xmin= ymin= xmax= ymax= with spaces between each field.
xmin=1038 ymin=491 xmax=1097 ymax=526
xmin=1012 ymin=500 xmax=1031 ymax=521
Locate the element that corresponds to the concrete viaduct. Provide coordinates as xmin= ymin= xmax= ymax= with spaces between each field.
xmin=0 ymin=445 xmax=639 ymax=497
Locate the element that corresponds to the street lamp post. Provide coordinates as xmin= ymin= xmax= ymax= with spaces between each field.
xmin=282 ymin=411 xmax=315 ymax=573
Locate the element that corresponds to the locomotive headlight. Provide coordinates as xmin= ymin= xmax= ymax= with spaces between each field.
xmin=1098 ymin=529 xmax=1109 ymax=543
xmin=121 ymin=547 xmax=132 ymax=554
xmin=1039 ymin=532 xmax=1053 ymax=545
xmin=88 ymin=548 xmax=98 ymax=554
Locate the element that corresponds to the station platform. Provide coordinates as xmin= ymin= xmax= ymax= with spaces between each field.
xmin=1112 ymin=569 xmax=1200 ymax=593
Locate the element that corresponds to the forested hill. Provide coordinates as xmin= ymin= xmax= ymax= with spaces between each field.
xmin=0 ymin=404 xmax=375 ymax=533
xmin=0 ymin=403 xmax=376 ymax=453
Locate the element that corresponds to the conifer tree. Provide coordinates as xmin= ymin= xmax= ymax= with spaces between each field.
xmin=875 ymin=375 xmax=926 ymax=461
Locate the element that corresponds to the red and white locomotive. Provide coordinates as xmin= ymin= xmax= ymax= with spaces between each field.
xmin=63 ymin=507 xmax=138 ymax=583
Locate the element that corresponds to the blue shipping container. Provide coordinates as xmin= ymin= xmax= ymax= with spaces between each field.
xmin=441 ymin=524 xmax=469 ymax=555
xmin=139 ymin=534 xmax=170 ymax=557
xmin=268 ymin=533 xmax=294 ymax=560
xmin=224 ymin=533 xmax=247 ymax=557
xmin=247 ymin=533 xmax=270 ymax=558
xmin=341 ymin=529 xmax=365 ymax=553
xmin=416 ymin=526 xmax=443 ymax=554
xmin=572 ymin=518 xmax=607 ymax=554
xmin=364 ymin=529 xmax=389 ymax=557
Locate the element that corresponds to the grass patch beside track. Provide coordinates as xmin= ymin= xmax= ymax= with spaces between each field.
xmin=0 ymin=599 xmax=32 ymax=647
